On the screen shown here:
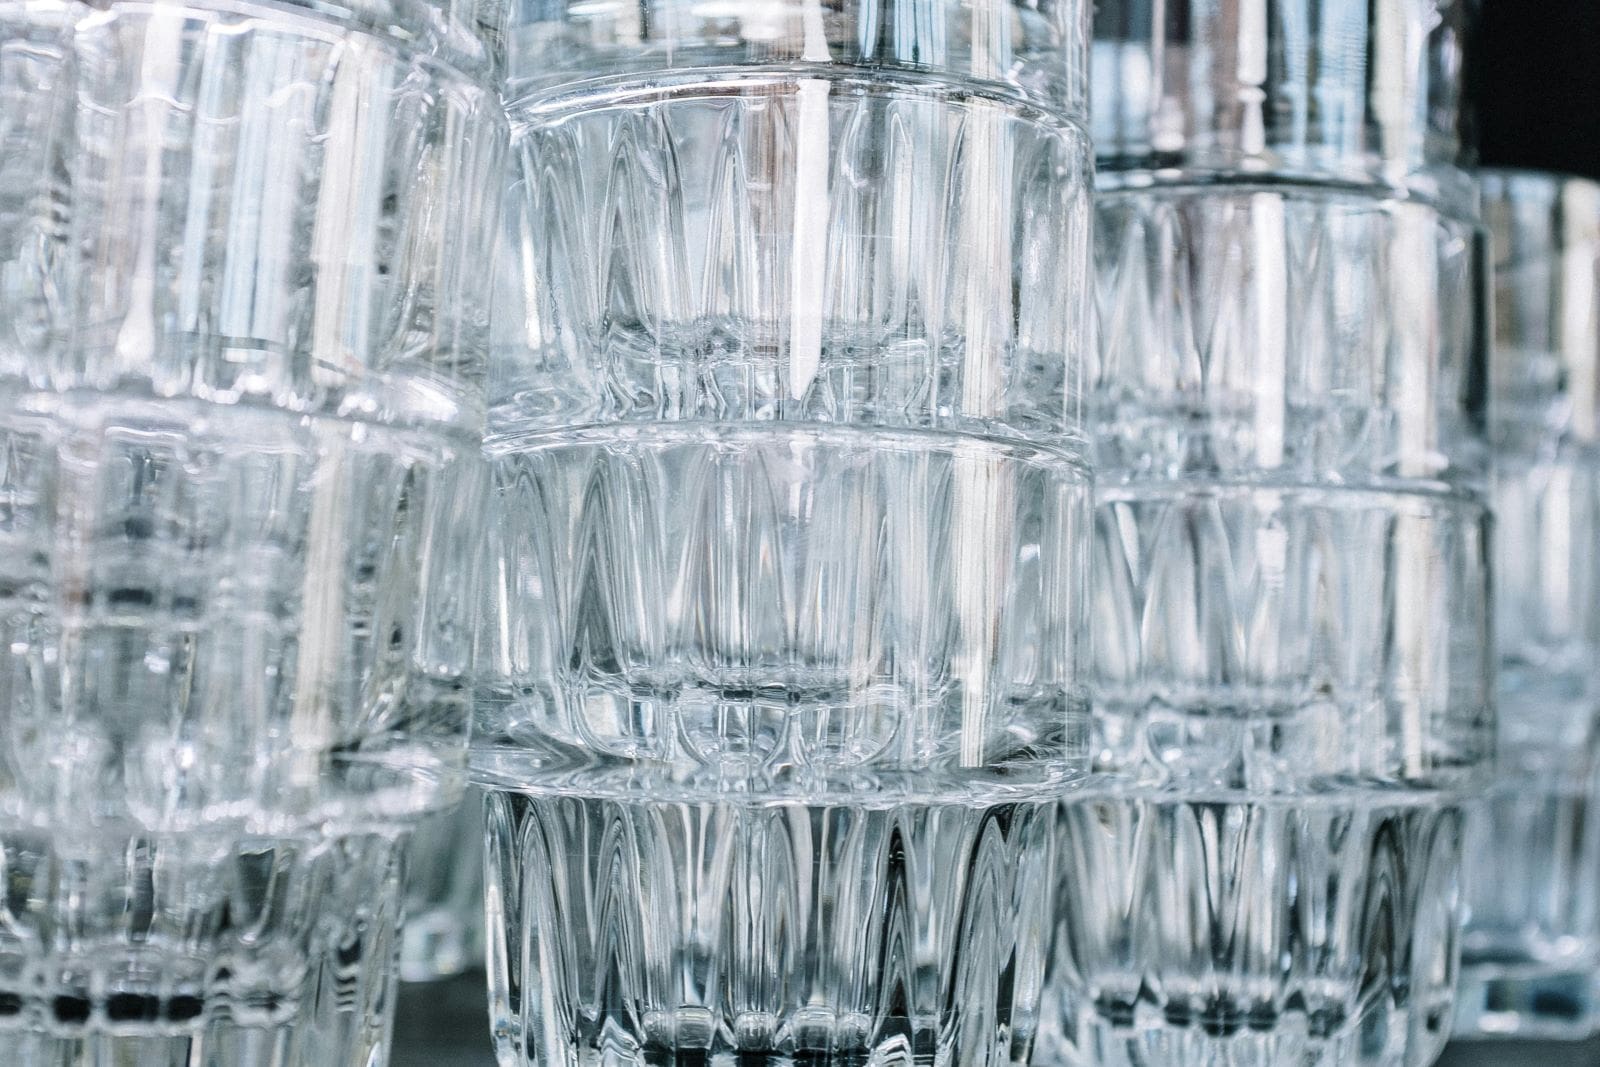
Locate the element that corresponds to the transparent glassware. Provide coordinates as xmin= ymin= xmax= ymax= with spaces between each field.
xmin=1042 ymin=3 xmax=1494 ymax=1052
xmin=2 ymin=833 xmax=409 ymax=1067
xmin=1090 ymin=0 xmax=1474 ymax=198
xmin=400 ymin=789 xmax=484 ymax=983
xmin=479 ymin=2 xmax=1094 ymax=1064
xmin=0 ymin=1 xmax=505 ymax=1062
xmin=1453 ymin=171 xmax=1600 ymax=1040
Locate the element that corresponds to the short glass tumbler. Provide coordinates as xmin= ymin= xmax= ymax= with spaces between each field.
xmin=1039 ymin=179 xmax=1494 ymax=1064
xmin=1454 ymin=171 xmax=1600 ymax=1040
xmin=479 ymin=3 xmax=1095 ymax=1064
xmin=0 ymin=1 xmax=504 ymax=1061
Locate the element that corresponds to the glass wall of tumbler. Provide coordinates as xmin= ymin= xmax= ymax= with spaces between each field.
xmin=1454 ymin=171 xmax=1600 ymax=1040
xmin=477 ymin=1 xmax=1095 ymax=1064
xmin=0 ymin=0 xmax=505 ymax=1063
xmin=400 ymin=790 xmax=485 ymax=984
xmin=1040 ymin=3 xmax=1493 ymax=1067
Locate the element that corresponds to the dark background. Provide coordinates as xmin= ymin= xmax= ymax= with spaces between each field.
xmin=1474 ymin=0 xmax=1600 ymax=180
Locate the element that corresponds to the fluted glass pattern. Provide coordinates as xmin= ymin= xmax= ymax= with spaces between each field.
xmin=1091 ymin=0 xmax=1473 ymax=197
xmin=486 ymin=790 xmax=1056 ymax=1067
xmin=481 ymin=2 xmax=1094 ymax=1063
xmin=0 ymin=1 xmax=504 ymax=1060
xmin=502 ymin=0 xmax=1089 ymax=116
xmin=0 ymin=0 xmax=506 ymax=434
xmin=1095 ymin=185 xmax=1487 ymax=487
xmin=0 ymin=831 xmax=406 ymax=1067
xmin=1052 ymin=798 xmax=1462 ymax=1067
xmin=1046 ymin=53 xmax=1493 ymax=1056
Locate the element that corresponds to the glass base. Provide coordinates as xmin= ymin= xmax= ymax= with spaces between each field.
xmin=484 ymin=787 xmax=1056 ymax=1067
xmin=1452 ymin=966 xmax=1600 ymax=1040
xmin=1041 ymin=793 xmax=1462 ymax=1067
xmin=0 ymin=833 xmax=405 ymax=1067
xmin=1037 ymin=1017 xmax=1447 ymax=1067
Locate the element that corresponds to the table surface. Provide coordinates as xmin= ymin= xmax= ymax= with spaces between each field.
xmin=391 ymin=973 xmax=1600 ymax=1067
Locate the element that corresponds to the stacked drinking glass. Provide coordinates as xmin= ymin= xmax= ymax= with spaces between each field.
xmin=1040 ymin=3 xmax=1494 ymax=1066
xmin=1455 ymin=171 xmax=1600 ymax=1039
xmin=478 ymin=2 xmax=1095 ymax=1064
xmin=0 ymin=0 xmax=505 ymax=1062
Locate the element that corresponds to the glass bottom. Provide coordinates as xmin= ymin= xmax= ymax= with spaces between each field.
xmin=1452 ymin=966 xmax=1600 ymax=1041
xmin=400 ymin=793 xmax=485 ymax=983
xmin=1040 ymin=793 xmax=1463 ymax=1067
xmin=0 ymin=831 xmax=404 ymax=1067
xmin=483 ymin=785 xmax=1056 ymax=1067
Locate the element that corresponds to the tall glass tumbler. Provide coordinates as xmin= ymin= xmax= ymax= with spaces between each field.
xmin=1454 ymin=171 xmax=1600 ymax=1040
xmin=0 ymin=1 xmax=505 ymax=1062
xmin=479 ymin=3 xmax=1095 ymax=1064
xmin=1042 ymin=4 xmax=1495 ymax=1066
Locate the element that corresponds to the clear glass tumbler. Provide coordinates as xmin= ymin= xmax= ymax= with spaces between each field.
xmin=1454 ymin=171 xmax=1600 ymax=1040
xmin=1043 ymin=5 xmax=1495 ymax=1060
xmin=0 ymin=1 xmax=505 ymax=1062
xmin=1090 ymin=0 xmax=1474 ymax=199
xmin=479 ymin=3 xmax=1094 ymax=1064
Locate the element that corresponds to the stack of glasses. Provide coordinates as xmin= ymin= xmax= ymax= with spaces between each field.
xmin=1042 ymin=2 xmax=1493 ymax=1066
xmin=0 ymin=0 xmax=504 ymax=1062
xmin=1456 ymin=172 xmax=1600 ymax=1039
xmin=478 ymin=1 xmax=1094 ymax=1064
xmin=0 ymin=0 xmax=1541 ymax=1065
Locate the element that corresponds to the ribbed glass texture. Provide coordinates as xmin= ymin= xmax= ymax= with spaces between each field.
xmin=1455 ymin=171 xmax=1600 ymax=1040
xmin=1044 ymin=5 xmax=1492 ymax=1056
xmin=1094 ymin=185 xmax=1488 ymax=487
xmin=0 ymin=2 xmax=504 ymax=1061
xmin=1090 ymin=0 xmax=1473 ymax=198
xmin=480 ymin=3 xmax=1094 ymax=1063
xmin=0 ymin=0 xmax=506 ymax=434
xmin=0 ymin=831 xmax=407 ymax=1067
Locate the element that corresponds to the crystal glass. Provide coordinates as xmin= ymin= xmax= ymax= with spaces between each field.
xmin=400 ymin=790 xmax=484 ymax=983
xmin=0 ymin=1 xmax=504 ymax=1061
xmin=1093 ymin=184 xmax=1489 ymax=486
xmin=1454 ymin=170 xmax=1600 ymax=1040
xmin=2 ymin=832 xmax=408 ymax=1066
xmin=479 ymin=2 xmax=1094 ymax=1063
xmin=1090 ymin=0 xmax=1474 ymax=198
xmin=1043 ymin=30 xmax=1494 ymax=1054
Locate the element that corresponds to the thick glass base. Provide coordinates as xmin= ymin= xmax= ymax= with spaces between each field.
xmin=1034 ymin=1017 xmax=1430 ymax=1067
xmin=483 ymin=786 xmax=1058 ymax=1067
xmin=1452 ymin=967 xmax=1600 ymax=1041
xmin=0 ymin=832 xmax=405 ymax=1067
xmin=400 ymin=793 xmax=486 ymax=983
xmin=1457 ymin=735 xmax=1600 ymax=1041
xmin=1040 ymin=794 xmax=1463 ymax=1067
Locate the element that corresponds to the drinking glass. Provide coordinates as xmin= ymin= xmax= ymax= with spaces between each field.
xmin=478 ymin=2 xmax=1094 ymax=1063
xmin=0 ymin=1 xmax=505 ymax=1061
xmin=401 ymin=790 xmax=485 ymax=983
xmin=1454 ymin=170 xmax=1600 ymax=1040
xmin=1090 ymin=0 xmax=1474 ymax=199
xmin=1043 ymin=6 xmax=1494 ymax=1062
